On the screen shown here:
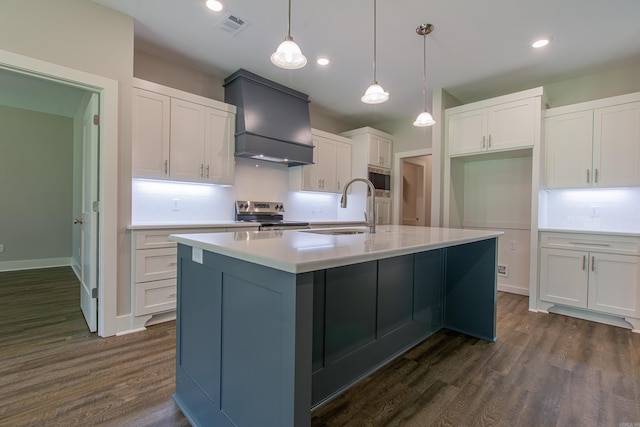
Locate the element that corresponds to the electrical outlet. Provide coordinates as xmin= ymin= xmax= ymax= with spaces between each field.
xmin=0 ymin=244 xmax=3 ymax=252
xmin=497 ymin=264 xmax=509 ymax=277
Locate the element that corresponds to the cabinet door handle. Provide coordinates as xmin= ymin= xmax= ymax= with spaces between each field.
xmin=488 ymin=134 xmax=492 ymax=148
xmin=591 ymin=256 xmax=595 ymax=272
xmin=164 ymin=160 xmax=168 ymax=176
xmin=594 ymin=168 xmax=599 ymax=184
xmin=586 ymin=169 xmax=590 ymax=184
xmin=206 ymin=164 xmax=210 ymax=179
xmin=482 ymin=136 xmax=486 ymax=149
xmin=582 ymin=255 xmax=586 ymax=270
xmin=200 ymin=164 xmax=204 ymax=178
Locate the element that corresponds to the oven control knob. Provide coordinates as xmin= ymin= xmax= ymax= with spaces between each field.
xmin=238 ymin=203 xmax=245 ymax=209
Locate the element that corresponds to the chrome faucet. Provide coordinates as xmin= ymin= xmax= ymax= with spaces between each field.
xmin=340 ymin=178 xmax=376 ymax=233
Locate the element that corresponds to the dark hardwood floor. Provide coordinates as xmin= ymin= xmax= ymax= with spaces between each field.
xmin=1 ymin=267 xmax=639 ymax=426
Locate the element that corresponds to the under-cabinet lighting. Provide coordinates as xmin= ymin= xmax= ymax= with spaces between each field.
xmin=133 ymin=178 xmax=222 ymax=196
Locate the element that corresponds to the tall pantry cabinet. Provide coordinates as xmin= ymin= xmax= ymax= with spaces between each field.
xmin=341 ymin=127 xmax=394 ymax=225
xmin=444 ymin=87 xmax=544 ymax=299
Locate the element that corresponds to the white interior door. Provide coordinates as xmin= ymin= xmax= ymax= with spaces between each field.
xmin=80 ymin=93 xmax=99 ymax=332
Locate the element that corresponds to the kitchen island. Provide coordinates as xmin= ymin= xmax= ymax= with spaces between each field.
xmin=169 ymin=225 xmax=502 ymax=427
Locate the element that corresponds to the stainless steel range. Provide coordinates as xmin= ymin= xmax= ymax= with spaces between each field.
xmin=235 ymin=201 xmax=309 ymax=230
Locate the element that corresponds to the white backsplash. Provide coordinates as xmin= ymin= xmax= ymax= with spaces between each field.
xmin=542 ymin=188 xmax=640 ymax=232
xmin=132 ymin=157 xmax=362 ymax=224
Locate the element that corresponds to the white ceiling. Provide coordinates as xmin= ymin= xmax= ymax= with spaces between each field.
xmin=94 ymin=0 xmax=640 ymax=127
xmin=97 ymin=0 xmax=640 ymax=126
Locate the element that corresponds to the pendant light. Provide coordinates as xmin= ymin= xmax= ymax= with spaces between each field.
xmin=270 ymin=0 xmax=307 ymax=69
xmin=413 ymin=24 xmax=436 ymax=127
xmin=361 ymin=0 xmax=389 ymax=104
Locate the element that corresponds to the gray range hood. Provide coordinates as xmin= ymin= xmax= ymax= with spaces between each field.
xmin=223 ymin=69 xmax=313 ymax=166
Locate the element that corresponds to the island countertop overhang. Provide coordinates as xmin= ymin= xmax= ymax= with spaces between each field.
xmin=169 ymin=225 xmax=503 ymax=274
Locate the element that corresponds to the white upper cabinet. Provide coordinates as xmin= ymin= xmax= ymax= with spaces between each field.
xmin=593 ymin=102 xmax=640 ymax=187
xmin=132 ymin=78 xmax=236 ymax=185
xmin=341 ymin=127 xmax=394 ymax=172
xmin=447 ymin=97 xmax=536 ymax=157
xmin=204 ymin=107 xmax=235 ymax=185
xmin=290 ymin=129 xmax=351 ymax=194
xmin=132 ymin=88 xmax=171 ymax=179
xmin=545 ymin=93 xmax=640 ymax=189
xmin=368 ymin=135 xmax=392 ymax=169
xmin=169 ymin=98 xmax=206 ymax=182
xmin=545 ymin=111 xmax=594 ymax=189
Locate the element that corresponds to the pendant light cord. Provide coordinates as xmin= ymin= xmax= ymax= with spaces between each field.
xmin=372 ymin=0 xmax=377 ymax=82
xmin=422 ymin=33 xmax=427 ymax=109
xmin=287 ymin=0 xmax=292 ymax=38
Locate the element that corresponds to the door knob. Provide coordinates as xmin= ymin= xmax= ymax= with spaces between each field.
xmin=74 ymin=218 xmax=83 ymax=224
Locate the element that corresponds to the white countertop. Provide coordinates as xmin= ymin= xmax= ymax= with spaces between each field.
xmin=127 ymin=221 xmax=256 ymax=231
xmin=127 ymin=221 xmax=365 ymax=231
xmin=169 ymin=225 xmax=503 ymax=274
xmin=539 ymin=227 xmax=640 ymax=237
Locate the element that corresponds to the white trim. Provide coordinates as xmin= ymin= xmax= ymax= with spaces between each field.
xmin=498 ymin=283 xmax=529 ymax=296
xmin=445 ymin=86 xmax=544 ymax=116
xmin=393 ymin=148 xmax=433 ymax=227
xmin=546 ymin=91 xmax=640 ymax=117
xmin=133 ymin=77 xmax=236 ymax=113
xmin=0 ymin=258 xmax=72 ymax=272
xmin=0 ymin=49 xmax=119 ymax=337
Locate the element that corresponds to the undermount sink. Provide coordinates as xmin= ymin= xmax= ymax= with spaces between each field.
xmin=300 ymin=229 xmax=365 ymax=235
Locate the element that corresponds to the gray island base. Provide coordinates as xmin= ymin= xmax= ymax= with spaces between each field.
xmin=169 ymin=225 xmax=501 ymax=427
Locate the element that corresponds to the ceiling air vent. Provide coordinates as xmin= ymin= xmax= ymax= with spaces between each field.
xmin=215 ymin=13 xmax=250 ymax=36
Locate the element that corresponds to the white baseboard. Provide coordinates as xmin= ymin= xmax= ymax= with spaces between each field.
xmin=0 ymin=257 xmax=71 ymax=272
xmin=497 ymin=282 xmax=529 ymax=296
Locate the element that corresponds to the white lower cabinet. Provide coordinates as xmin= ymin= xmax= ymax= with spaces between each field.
xmin=129 ymin=226 xmax=258 ymax=331
xmin=539 ymin=232 xmax=640 ymax=330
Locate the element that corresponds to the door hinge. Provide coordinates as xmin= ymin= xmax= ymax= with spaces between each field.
xmin=92 ymin=201 xmax=99 ymax=212
xmin=92 ymin=287 xmax=98 ymax=299
xmin=93 ymin=114 xmax=100 ymax=126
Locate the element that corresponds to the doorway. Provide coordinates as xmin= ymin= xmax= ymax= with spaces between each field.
xmin=400 ymin=155 xmax=432 ymax=227
xmin=0 ymin=49 xmax=119 ymax=336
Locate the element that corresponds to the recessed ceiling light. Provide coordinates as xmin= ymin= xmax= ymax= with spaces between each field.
xmin=205 ymin=0 xmax=224 ymax=12
xmin=317 ymin=57 xmax=330 ymax=66
xmin=532 ymin=38 xmax=550 ymax=48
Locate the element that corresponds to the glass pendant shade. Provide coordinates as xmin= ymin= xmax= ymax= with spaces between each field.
xmin=361 ymin=82 xmax=389 ymax=104
xmin=413 ymin=110 xmax=436 ymax=127
xmin=271 ymin=36 xmax=307 ymax=69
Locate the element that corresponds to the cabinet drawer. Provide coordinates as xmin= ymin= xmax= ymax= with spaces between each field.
xmin=135 ymin=247 xmax=177 ymax=282
xmin=135 ymin=231 xmax=175 ymax=249
xmin=136 ymin=279 xmax=176 ymax=315
xmin=134 ymin=227 xmax=230 ymax=249
xmin=540 ymin=232 xmax=640 ymax=255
